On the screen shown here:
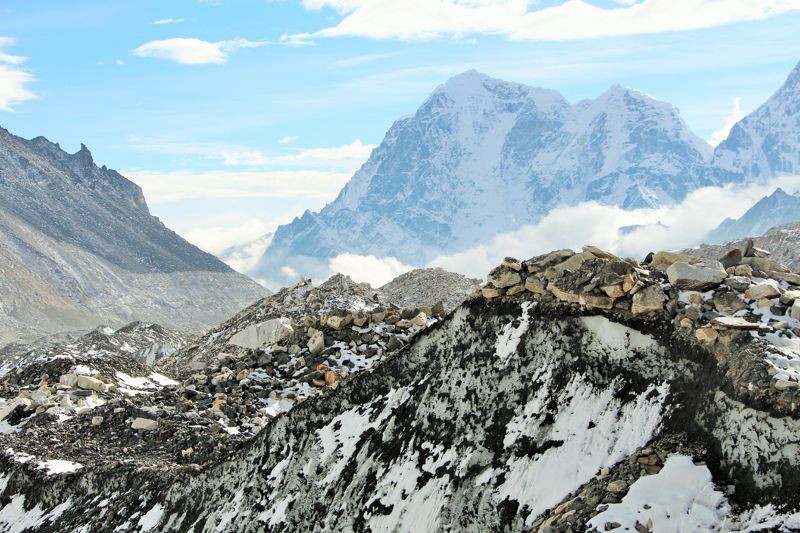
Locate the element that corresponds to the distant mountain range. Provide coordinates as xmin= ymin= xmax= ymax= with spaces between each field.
xmin=255 ymin=61 xmax=800 ymax=288
xmin=706 ymin=187 xmax=800 ymax=244
xmin=0 ymin=127 xmax=269 ymax=347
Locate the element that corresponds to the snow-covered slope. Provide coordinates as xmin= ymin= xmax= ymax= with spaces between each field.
xmin=0 ymin=127 xmax=269 ymax=346
xmin=713 ymin=61 xmax=800 ymax=179
xmin=256 ymin=70 xmax=718 ymax=286
xmin=1 ymin=245 xmax=798 ymax=531
xmin=707 ymin=187 xmax=800 ymax=244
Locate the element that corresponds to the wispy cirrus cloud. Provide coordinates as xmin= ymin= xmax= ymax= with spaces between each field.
xmin=0 ymin=37 xmax=35 ymax=111
xmin=152 ymin=17 xmax=185 ymax=25
xmin=284 ymin=0 xmax=800 ymax=43
xmin=132 ymin=37 xmax=265 ymax=64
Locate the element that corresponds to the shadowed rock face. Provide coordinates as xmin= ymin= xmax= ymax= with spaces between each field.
xmin=0 ymin=128 xmax=227 ymax=274
xmin=0 ymin=245 xmax=798 ymax=531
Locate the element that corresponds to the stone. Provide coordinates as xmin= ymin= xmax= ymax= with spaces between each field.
xmin=688 ymin=293 xmax=704 ymax=305
xmin=501 ymin=257 xmax=522 ymax=271
xmin=695 ymin=328 xmax=719 ymax=345
xmin=601 ymin=284 xmax=626 ymax=298
xmin=551 ymin=251 xmax=597 ymax=276
xmin=607 ymin=480 xmax=628 ymax=493
xmin=747 ymin=284 xmax=781 ymax=300
xmin=307 ymin=330 xmax=325 ymax=355
xmin=506 ymin=284 xmax=526 ymax=296
xmin=651 ymin=251 xmax=699 ymax=272
xmin=482 ymin=287 xmax=504 ymax=298
xmin=487 ymin=266 xmax=522 ymax=288
xmin=666 ymin=261 xmax=727 ymax=291
xmin=582 ymin=245 xmax=621 ymax=262
xmin=77 ymin=375 xmax=107 ymax=393
xmin=679 ymin=317 xmax=694 ymax=329
xmin=719 ymin=249 xmax=743 ymax=269
xmin=131 ymin=417 xmax=159 ymax=430
xmin=524 ymin=277 xmax=547 ymax=294
xmin=741 ymin=257 xmax=789 ymax=274
xmin=622 ymin=273 xmax=636 ymax=293
xmin=228 ymin=318 xmax=294 ymax=349
xmin=410 ymin=312 xmax=428 ymax=327
xmin=91 ymin=416 xmax=104 ymax=426
xmin=631 ymin=285 xmax=665 ymax=315
xmin=580 ymin=294 xmax=615 ymax=310
xmin=713 ymin=291 xmax=747 ymax=315
xmin=774 ymin=380 xmax=799 ymax=390
xmin=769 ymin=271 xmax=800 ymax=286
xmin=725 ymin=276 xmax=750 ymax=292
xmin=549 ymin=284 xmax=581 ymax=304
xmin=712 ymin=316 xmax=762 ymax=330
xmin=733 ymin=264 xmax=754 ymax=277
xmin=779 ymin=290 xmax=800 ymax=305
xmin=792 ymin=300 xmax=800 ymax=321
xmin=59 ymin=373 xmax=78 ymax=388
xmin=326 ymin=315 xmax=352 ymax=331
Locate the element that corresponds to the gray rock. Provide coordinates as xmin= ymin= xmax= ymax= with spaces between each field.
xmin=131 ymin=417 xmax=159 ymax=431
xmin=228 ymin=318 xmax=294 ymax=349
xmin=631 ymin=285 xmax=665 ymax=315
xmin=666 ymin=261 xmax=727 ymax=291
xmin=725 ymin=276 xmax=751 ymax=292
xmin=713 ymin=291 xmax=747 ymax=315
xmin=748 ymin=284 xmax=781 ymax=300
xmin=487 ymin=266 xmax=522 ymax=289
xmin=792 ymin=300 xmax=800 ymax=321
xmin=77 ymin=375 xmax=107 ymax=393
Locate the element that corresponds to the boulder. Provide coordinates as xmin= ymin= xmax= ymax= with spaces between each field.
xmin=792 ymin=300 xmax=800 ymax=321
xmin=768 ymin=271 xmax=800 ymax=286
xmin=524 ymin=277 xmax=547 ymax=294
xmin=228 ymin=318 xmax=294 ymax=349
xmin=0 ymin=398 xmax=32 ymax=422
xmin=59 ymin=373 xmax=78 ymax=388
xmin=77 ymin=375 xmax=107 ymax=393
xmin=666 ymin=261 xmax=727 ymax=291
xmin=631 ymin=285 xmax=665 ymax=315
xmin=131 ymin=417 xmax=159 ymax=431
xmin=326 ymin=315 xmax=352 ymax=331
xmin=713 ymin=291 xmax=747 ymax=315
xmin=711 ymin=316 xmax=762 ymax=330
xmin=501 ymin=257 xmax=522 ymax=271
xmin=695 ymin=328 xmax=719 ymax=345
xmin=487 ymin=266 xmax=521 ymax=288
xmin=651 ymin=251 xmax=699 ymax=272
xmin=307 ymin=330 xmax=325 ymax=355
xmin=780 ymin=290 xmax=800 ymax=306
xmin=747 ymin=284 xmax=781 ymax=301
xmin=481 ymin=287 xmax=504 ymax=299
xmin=741 ymin=257 xmax=789 ymax=274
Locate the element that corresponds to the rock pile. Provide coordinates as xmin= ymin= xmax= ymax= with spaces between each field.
xmin=0 ymin=274 xmax=450 ymax=471
xmin=482 ymin=244 xmax=800 ymax=411
xmin=378 ymin=267 xmax=481 ymax=311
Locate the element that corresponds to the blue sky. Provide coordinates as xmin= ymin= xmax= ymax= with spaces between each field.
xmin=1 ymin=0 xmax=800 ymax=261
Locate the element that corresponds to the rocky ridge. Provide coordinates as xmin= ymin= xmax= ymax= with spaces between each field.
xmin=691 ymin=221 xmax=800 ymax=273
xmin=0 ymin=246 xmax=799 ymax=531
xmin=0 ymin=126 xmax=269 ymax=346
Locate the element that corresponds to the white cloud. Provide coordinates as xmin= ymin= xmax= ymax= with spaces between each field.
xmin=115 ymin=59 xmax=125 ymax=66
xmin=327 ymin=253 xmax=414 ymax=287
xmin=153 ymin=17 xmax=185 ymax=25
xmin=212 ymin=139 xmax=375 ymax=167
xmin=0 ymin=37 xmax=35 ymax=111
xmin=182 ymin=218 xmax=274 ymax=274
xmin=427 ymin=175 xmax=800 ymax=280
xmin=132 ymin=37 xmax=265 ymax=65
xmin=332 ymin=52 xmax=397 ymax=68
xmin=287 ymin=0 xmax=800 ymax=42
xmin=279 ymin=135 xmax=299 ymax=144
xmin=125 ymin=168 xmax=352 ymax=203
xmin=708 ymin=97 xmax=745 ymax=147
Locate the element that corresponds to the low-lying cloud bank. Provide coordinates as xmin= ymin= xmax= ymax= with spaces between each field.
xmin=322 ymin=176 xmax=800 ymax=285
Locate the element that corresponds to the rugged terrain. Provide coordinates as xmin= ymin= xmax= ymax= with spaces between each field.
xmin=706 ymin=187 xmax=800 ymax=244
xmin=256 ymin=62 xmax=800 ymax=287
xmin=692 ymin=221 xmax=800 ymax=273
xmin=0 ymin=127 xmax=269 ymax=346
xmin=0 ymin=242 xmax=798 ymax=531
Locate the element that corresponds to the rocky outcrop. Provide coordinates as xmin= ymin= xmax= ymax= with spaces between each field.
xmin=0 ymin=127 xmax=269 ymax=346
xmin=0 ymin=246 xmax=799 ymax=531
